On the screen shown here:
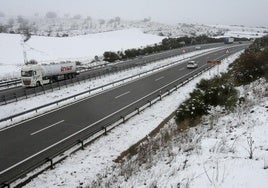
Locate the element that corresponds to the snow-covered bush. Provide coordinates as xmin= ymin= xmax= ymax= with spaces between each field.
xmin=175 ymin=73 xmax=238 ymax=126
xmin=230 ymin=35 xmax=268 ymax=85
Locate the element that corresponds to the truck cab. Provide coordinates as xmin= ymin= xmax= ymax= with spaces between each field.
xmin=21 ymin=64 xmax=47 ymax=87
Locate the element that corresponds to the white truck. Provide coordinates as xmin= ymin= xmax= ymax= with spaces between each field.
xmin=21 ymin=61 xmax=77 ymax=87
xmin=224 ymin=37 xmax=234 ymax=44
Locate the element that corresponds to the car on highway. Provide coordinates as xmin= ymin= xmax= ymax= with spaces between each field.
xmin=187 ymin=61 xmax=198 ymax=69
xmin=195 ymin=46 xmax=201 ymax=50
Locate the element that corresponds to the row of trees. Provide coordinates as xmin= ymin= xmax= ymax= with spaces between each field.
xmin=103 ymin=36 xmax=226 ymax=62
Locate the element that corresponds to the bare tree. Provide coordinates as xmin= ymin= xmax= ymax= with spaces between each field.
xmin=64 ymin=13 xmax=70 ymax=18
xmin=73 ymin=14 xmax=81 ymax=19
xmin=46 ymin=11 xmax=57 ymax=19
xmin=246 ymin=134 xmax=254 ymax=159
xmin=7 ymin=18 xmax=14 ymax=28
xmin=17 ymin=15 xmax=25 ymax=23
xmin=115 ymin=16 xmax=121 ymax=23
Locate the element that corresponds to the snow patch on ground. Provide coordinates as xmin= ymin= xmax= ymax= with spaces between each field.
xmin=0 ymin=28 xmax=164 ymax=79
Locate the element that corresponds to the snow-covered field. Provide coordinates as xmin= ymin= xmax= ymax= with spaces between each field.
xmin=18 ymin=49 xmax=268 ymax=188
xmin=0 ymin=28 xmax=164 ymax=79
xmin=1 ymin=17 xmax=267 ymax=187
xmin=0 ymin=19 xmax=266 ymax=80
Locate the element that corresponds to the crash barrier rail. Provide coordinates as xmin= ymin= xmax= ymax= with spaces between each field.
xmin=0 ymin=47 xmax=182 ymax=91
xmin=0 ymin=79 xmax=21 ymax=89
xmin=0 ymin=47 xmax=222 ymax=124
xmin=0 ymin=46 xmax=218 ymax=106
xmin=0 ymin=63 xmax=214 ymax=188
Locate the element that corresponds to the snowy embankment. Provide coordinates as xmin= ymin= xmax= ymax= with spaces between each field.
xmin=0 ymin=28 xmax=164 ymax=79
xmin=21 ymin=50 xmax=266 ymax=188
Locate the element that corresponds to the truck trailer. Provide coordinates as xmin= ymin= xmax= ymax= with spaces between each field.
xmin=21 ymin=61 xmax=77 ymax=87
xmin=224 ymin=37 xmax=234 ymax=44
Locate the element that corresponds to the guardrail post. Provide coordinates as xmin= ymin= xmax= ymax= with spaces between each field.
xmin=2 ymin=182 xmax=10 ymax=188
xmin=13 ymin=93 xmax=18 ymax=102
xmin=50 ymin=83 xmax=53 ymax=92
xmin=121 ymin=116 xmax=125 ymax=123
xmin=71 ymin=78 xmax=73 ymax=86
xmin=158 ymin=94 xmax=162 ymax=100
xmin=47 ymin=158 xmax=53 ymax=169
xmin=64 ymin=80 xmax=67 ymax=88
xmin=167 ymin=89 xmax=170 ymax=95
xmin=2 ymin=95 xmax=6 ymax=105
xmin=148 ymin=100 xmax=152 ymax=107
xmin=34 ymin=87 xmax=37 ymax=96
xmin=103 ymin=126 xmax=107 ymax=135
xmin=79 ymin=140 xmax=84 ymax=150
xmin=136 ymin=107 xmax=140 ymax=114
xmin=57 ymin=82 xmax=60 ymax=90
xmin=24 ymin=89 xmax=28 ymax=99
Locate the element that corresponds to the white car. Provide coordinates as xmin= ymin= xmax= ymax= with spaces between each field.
xmin=187 ymin=61 xmax=198 ymax=69
xmin=195 ymin=46 xmax=201 ymax=50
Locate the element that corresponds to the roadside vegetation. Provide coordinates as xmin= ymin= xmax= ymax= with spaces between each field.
xmin=103 ymin=36 xmax=248 ymax=62
xmin=230 ymin=35 xmax=268 ymax=85
xmin=88 ymin=35 xmax=268 ymax=187
xmin=175 ymin=35 xmax=268 ymax=127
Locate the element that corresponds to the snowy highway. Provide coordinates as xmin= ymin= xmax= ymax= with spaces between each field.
xmin=0 ymin=42 xmax=224 ymax=104
xmin=0 ymin=43 xmax=249 ymax=186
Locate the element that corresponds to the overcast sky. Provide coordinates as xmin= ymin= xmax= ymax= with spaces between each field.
xmin=0 ymin=0 xmax=267 ymax=27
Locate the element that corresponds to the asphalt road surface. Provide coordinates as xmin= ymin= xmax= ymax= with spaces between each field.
xmin=0 ymin=43 xmax=249 ymax=185
xmin=0 ymin=42 xmax=234 ymax=105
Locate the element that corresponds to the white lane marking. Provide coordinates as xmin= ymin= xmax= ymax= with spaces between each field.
xmin=179 ymin=68 xmax=185 ymax=71
xmin=115 ymin=91 xmax=130 ymax=99
xmin=0 ymin=62 xmax=233 ymax=175
xmin=30 ymin=120 xmax=65 ymax=136
xmin=155 ymin=76 xmax=164 ymax=82
xmin=0 ymin=45 xmax=248 ymax=132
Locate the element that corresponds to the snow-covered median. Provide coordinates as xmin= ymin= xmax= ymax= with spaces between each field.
xmin=22 ymin=50 xmax=261 ymax=187
xmin=0 ymin=47 xmax=220 ymax=128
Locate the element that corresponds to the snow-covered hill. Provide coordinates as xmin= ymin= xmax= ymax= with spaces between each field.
xmin=0 ymin=15 xmax=266 ymax=80
xmin=0 ymin=15 xmax=267 ymax=38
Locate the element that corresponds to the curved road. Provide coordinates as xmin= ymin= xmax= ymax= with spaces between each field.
xmin=0 ymin=43 xmax=249 ymax=186
xmin=0 ymin=42 xmax=235 ymax=105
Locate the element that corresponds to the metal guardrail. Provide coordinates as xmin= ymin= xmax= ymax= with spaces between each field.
xmin=0 ymin=62 xmax=214 ymax=188
xmin=0 ymin=47 xmax=175 ymax=91
xmin=0 ymin=47 xmax=217 ymax=106
xmin=0 ymin=49 xmax=216 ymax=124
xmin=0 ymin=44 xmax=207 ymax=104
xmin=0 ymin=79 xmax=21 ymax=89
